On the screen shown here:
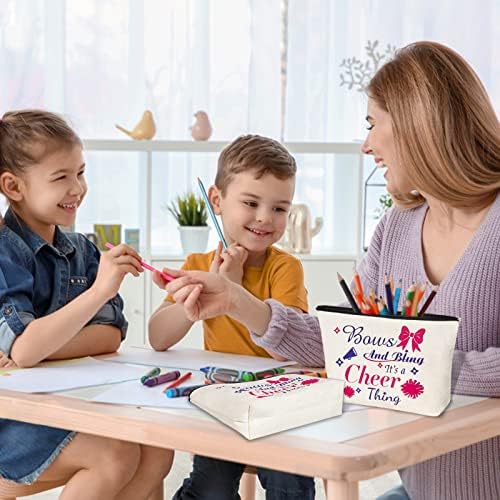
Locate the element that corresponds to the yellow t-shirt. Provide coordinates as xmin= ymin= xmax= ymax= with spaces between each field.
xmin=167 ymin=246 xmax=308 ymax=357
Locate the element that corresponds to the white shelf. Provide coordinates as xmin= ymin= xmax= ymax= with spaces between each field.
xmin=83 ymin=139 xmax=362 ymax=155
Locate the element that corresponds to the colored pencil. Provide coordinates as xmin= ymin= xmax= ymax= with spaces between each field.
xmin=105 ymin=243 xmax=175 ymax=282
xmin=337 ymin=273 xmax=361 ymax=313
xmin=418 ymin=285 xmax=439 ymax=316
xmin=392 ymin=279 xmax=402 ymax=315
xmin=385 ymin=275 xmax=394 ymax=315
xmin=410 ymin=283 xmax=426 ymax=317
xmin=353 ymin=272 xmax=365 ymax=300
xmin=197 ymin=177 xmax=228 ymax=249
xmin=404 ymin=284 xmax=416 ymax=316
xmin=379 ymin=296 xmax=389 ymax=316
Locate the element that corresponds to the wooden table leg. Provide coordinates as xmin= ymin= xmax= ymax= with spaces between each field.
xmin=325 ymin=479 xmax=358 ymax=500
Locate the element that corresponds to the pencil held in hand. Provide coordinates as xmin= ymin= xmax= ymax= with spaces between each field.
xmin=197 ymin=177 xmax=228 ymax=249
xmin=105 ymin=243 xmax=175 ymax=282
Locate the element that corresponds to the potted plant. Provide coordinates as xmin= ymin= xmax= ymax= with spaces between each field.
xmin=166 ymin=192 xmax=210 ymax=254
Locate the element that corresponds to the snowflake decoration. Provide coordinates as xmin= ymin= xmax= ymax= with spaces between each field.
xmin=401 ymin=379 xmax=424 ymax=399
xmin=340 ymin=40 xmax=397 ymax=92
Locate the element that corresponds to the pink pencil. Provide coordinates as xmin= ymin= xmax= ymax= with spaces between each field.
xmin=104 ymin=243 xmax=175 ymax=282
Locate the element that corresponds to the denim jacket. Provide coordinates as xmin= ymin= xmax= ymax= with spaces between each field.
xmin=0 ymin=209 xmax=128 ymax=356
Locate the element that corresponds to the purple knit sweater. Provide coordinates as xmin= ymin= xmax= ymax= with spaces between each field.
xmin=251 ymin=194 xmax=500 ymax=500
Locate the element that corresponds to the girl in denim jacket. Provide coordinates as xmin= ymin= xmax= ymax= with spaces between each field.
xmin=0 ymin=110 xmax=173 ymax=499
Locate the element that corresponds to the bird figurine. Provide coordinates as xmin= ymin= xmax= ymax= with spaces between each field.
xmin=190 ymin=110 xmax=212 ymax=141
xmin=116 ymin=110 xmax=156 ymax=140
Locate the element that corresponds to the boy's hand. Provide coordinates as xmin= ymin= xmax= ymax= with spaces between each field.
xmin=0 ymin=351 xmax=17 ymax=369
xmin=209 ymin=241 xmax=224 ymax=273
xmin=210 ymin=242 xmax=248 ymax=284
xmin=93 ymin=244 xmax=143 ymax=302
xmin=166 ymin=270 xmax=234 ymax=322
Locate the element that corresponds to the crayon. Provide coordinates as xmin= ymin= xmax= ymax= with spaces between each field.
xmin=165 ymin=384 xmax=205 ymax=398
xmin=241 ymin=367 xmax=286 ymax=382
xmin=337 ymin=273 xmax=361 ymax=313
xmin=140 ymin=367 xmax=161 ymax=384
xmin=202 ymin=367 xmax=251 ymax=383
xmin=165 ymin=371 xmax=192 ymax=390
xmin=197 ymin=177 xmax=228 ymax=249
xmin=143 ymin=370 xmax=181 ymax=387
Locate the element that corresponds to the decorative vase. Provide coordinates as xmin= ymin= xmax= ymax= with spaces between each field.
xmin=178 ymin=226 xmax=210 ymax=254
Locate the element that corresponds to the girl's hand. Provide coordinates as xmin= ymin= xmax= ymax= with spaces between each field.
xmin=0 ymin=351 xmax=17 ymax=369
xmin=166 ymin=270 xmax=235 ymax=322
xmin=93 ymin=244 xmax=143 ymax=302
xmin=210 ymin=242 xmax=248 ymax=284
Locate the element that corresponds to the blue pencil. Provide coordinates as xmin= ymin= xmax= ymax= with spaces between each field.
xmin=197 ymin=177 xmax=228 ymax=249
xmin=392 ymin=279 xmax=402 ymax=315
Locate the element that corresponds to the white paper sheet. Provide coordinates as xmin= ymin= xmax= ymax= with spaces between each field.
xmin=102 ymin=347 xmax=297 ymax=371
xmin=0 ymin=357 xmax=145 ymax=393
xmin=91 ymin=379 xmax=195 ymax=409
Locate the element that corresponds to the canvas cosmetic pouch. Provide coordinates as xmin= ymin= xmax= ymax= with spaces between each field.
xmin=317 ymin=306 xmax=459 ymax=416
xmin=189 ymin=374 xmax=344 ymax=439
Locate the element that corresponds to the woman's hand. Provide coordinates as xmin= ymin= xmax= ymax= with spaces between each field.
xmin=0 ymin=351 xmax=17 ymax=369
xmin=165 ymin=270 xmax=236 ymax=322
xmin=93 ymin=244 xmax=143 ymax=302
xmin=209 ymin=241 xmax=248 ymax=284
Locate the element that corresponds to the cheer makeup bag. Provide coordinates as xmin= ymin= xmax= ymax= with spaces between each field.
xmin=317 ymin=306 xmax=459 ymax=416
xmin=190 ymin=374 xmax=344 ymax=439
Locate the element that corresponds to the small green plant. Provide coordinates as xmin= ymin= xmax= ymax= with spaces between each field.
xmin=165 ymin=192 xmax=208 ymax=226
xmin=374 ymin=193 xmax=393 ymax=219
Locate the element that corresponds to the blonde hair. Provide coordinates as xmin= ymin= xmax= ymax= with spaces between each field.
xmin=215 ymin=134 xmax=296 ymax=195
xmin=367 ymin=41 xmax=500 ymax=209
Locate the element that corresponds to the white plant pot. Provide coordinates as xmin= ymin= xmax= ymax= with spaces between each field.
xmin=178 ymin=226 xmax=210 ymax=254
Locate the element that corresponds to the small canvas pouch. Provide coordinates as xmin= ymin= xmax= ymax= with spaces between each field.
xmin=189 ymin=374 xmax=344 ymax=439
xmin=317 ymin=306 xmax=459 ymax=416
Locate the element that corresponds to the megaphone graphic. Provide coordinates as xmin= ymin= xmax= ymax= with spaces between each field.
xmin=343 ymin=347 xmax=358 ymax=361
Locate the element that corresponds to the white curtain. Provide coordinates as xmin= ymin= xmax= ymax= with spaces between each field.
xmin=285 ymin=0 xmax=500 ymax=252
xmin=1 ymin=1 xmax=498 ymax=253
xmin=285 ymin=0 xmax=500 ymax=142
xmin=1 ymin=0 xmax=282 ymax=140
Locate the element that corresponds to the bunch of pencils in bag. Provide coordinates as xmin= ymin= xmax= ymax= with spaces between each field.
xmin=337 ymin=272 xmax=438 ymax=317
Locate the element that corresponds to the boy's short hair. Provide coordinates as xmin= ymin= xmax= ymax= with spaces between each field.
xmin=215 ymin=135 xmax=296 ymax=195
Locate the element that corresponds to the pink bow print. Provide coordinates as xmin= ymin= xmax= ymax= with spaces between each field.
xmin=397 ymin=326 xmax=426 ymax=352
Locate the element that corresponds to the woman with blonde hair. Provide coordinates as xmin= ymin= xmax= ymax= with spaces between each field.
xmin=162 ymin=41 xmax=500 ymax=499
